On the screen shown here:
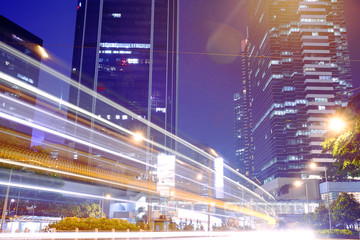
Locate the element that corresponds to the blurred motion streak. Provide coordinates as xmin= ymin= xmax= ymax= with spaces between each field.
xmin=0 ymin=42 xmax=277 ymax=226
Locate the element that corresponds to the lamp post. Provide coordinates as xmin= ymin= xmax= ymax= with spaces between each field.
xmin=310 ymin=162 xmax=332 ymax=229
xmin=134 ymin=132 xmax=154 ymax=231
xmin=294 ymin=180 xmax=309 ymax=225
xmin=100 ymin=193 xmax=111 ymax=218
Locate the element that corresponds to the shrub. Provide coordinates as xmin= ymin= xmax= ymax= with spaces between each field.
xmin=316 ymin=229 xmax=358 ymax=239
xmin=47 ymin=217 xmax=140 ymax=231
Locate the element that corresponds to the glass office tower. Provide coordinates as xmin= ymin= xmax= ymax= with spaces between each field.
xmin=0 ymin=15 xmax=43 ymax=147
xmin=246 ymin=0 xmax=352 ymax=183
xmin=234 ymin=38 xmax=254 ymax=178
xmin=69 ymin=0 xmax=178 ymax=148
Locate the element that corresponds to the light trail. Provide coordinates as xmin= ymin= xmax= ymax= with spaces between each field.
xmin=0 ymin=110 xmax=154 ymax=169
xmin=0 ymin=85 xmax=275 ymax=219
xmin=0 ymin=91 xmax=150 ymax=167
xmin=0 ymin=164 xmax=272 ymax=223
xmin=0 ymin=69 xmax=274 ymax=205
xmin=0 ymin=92 xmax=266 ymax=210
xmin=0 ymin=43 xmax=279 ymax=224
xmin=0 ymin=158 xmax=155 ymax=194
xmin=0 ymin=42 xmax=274 ymax=201
xmin=0 ymin=99 xmax=271 ymax=216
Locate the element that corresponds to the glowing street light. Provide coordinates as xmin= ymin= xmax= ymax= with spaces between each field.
xmin=196 ymin=173 xmax=203 ymax=181
xmin=293 ymin=180 xmax=303 ymax=187
xmin=132 ymin=131 xmax=154 ymax=231
xmin=38 ymin=45 xmax=49 ymax=59
xmin=309 ymin=162 xmax=317 ymax=170
xmin=133 ymin=132 xmax=144 ymax=142
xmin=328 ymin=116 xmax=346 ymax=133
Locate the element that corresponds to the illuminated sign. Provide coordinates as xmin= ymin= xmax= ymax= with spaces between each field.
xmin=100 ymin=42 xmax=151 ymax=49
xmin=157 ymin=154 xmax=175 ymax=197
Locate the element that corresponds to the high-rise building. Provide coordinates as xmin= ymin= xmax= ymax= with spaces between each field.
xmin=69 ymin=0 xmax=178 ymax=147
xmin=234 ymin=38 xmax=254 ymax=178
xmin=246 ymin=0 xmax=352 ymax=183
xmin=0 ymin=15 xmax=43 ymax=86
xmin=0 ymin=15 xmax=43 ymax=145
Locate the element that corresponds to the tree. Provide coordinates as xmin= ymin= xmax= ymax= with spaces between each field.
xmin=313 ymin=204 xmax=330 ymax=229
xmin=330 ymin=192 xmax=360 ymax=229
xmin=322 ymin=94 xmax=360 ymax=177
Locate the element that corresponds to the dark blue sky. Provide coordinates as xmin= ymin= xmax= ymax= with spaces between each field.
xmin=1 ymin=0 xmax=359 ymax=163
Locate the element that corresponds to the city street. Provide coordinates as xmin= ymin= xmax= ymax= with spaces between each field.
xmin=0 ymin=230 xmax=316 ymax=240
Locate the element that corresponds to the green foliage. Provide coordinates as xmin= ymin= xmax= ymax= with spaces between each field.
xmin=313 ymin=204 xmax=330 ymax=229
xmin=47 ymin=217 xmax=140 ymax=231
xmin=322 ymin=94 xmax=360 ymax=177
xmin=330 ymin=192 xmax=360 ymax=229
xmin=316 ymin=229 xmax=358 ymax=239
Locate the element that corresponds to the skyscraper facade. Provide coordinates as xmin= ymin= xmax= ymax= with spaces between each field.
xmin=246 ymin=0 xmax=352 ymax=183
xmin=234 ymin=39 xmax=254 ymax=178
xmin=0 ymin=15 xmax=43 ymax=145
xmin=69 ymin=0 xmax=178 ymax=147
xmin=0 ymin=15 xmax=43 ymax=86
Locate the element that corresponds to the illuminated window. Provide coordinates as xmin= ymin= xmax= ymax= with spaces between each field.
xmin=112 ymin=13 xmax=121 ymax=18
xmin=122 ymin=115 xmax=128 ymax=120
xmin=156 ymin=108 xmax=166 ymax=113
xmin=300 ymin=18 xmax=325 ymax=23
xmin=315 ymin=98 xmax=328 ymax=103
xmin=304 ymin=67 xmax=315 ymax=72
xmin=282 ymin=86 xmax=295 ymax=92
xmin=127 ymin=58 xmax=139 ymax=64
xmin=272 ymin=74 xmax=283 ymax=79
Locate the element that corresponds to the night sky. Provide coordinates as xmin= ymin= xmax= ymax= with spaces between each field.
xmin=0 ymin=0 xmax=359 ymax=164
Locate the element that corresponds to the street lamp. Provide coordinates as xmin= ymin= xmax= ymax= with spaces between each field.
xmin=37 ymin=45 xmax=49 ymax=59
xmin=133 ymin=132 xmax=144 ymax=142
xmin=310 ymin=162 xmax=332 ymax=229
xmin=100 ymin=193 xmax=111 ymax=218
xmin=293 ymin=180 xmax=309 ymax=225
xmin=328 ymin=116 xmax=347 ymax=133
xmin=133 ymin=131 xmax=154 ymax=231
